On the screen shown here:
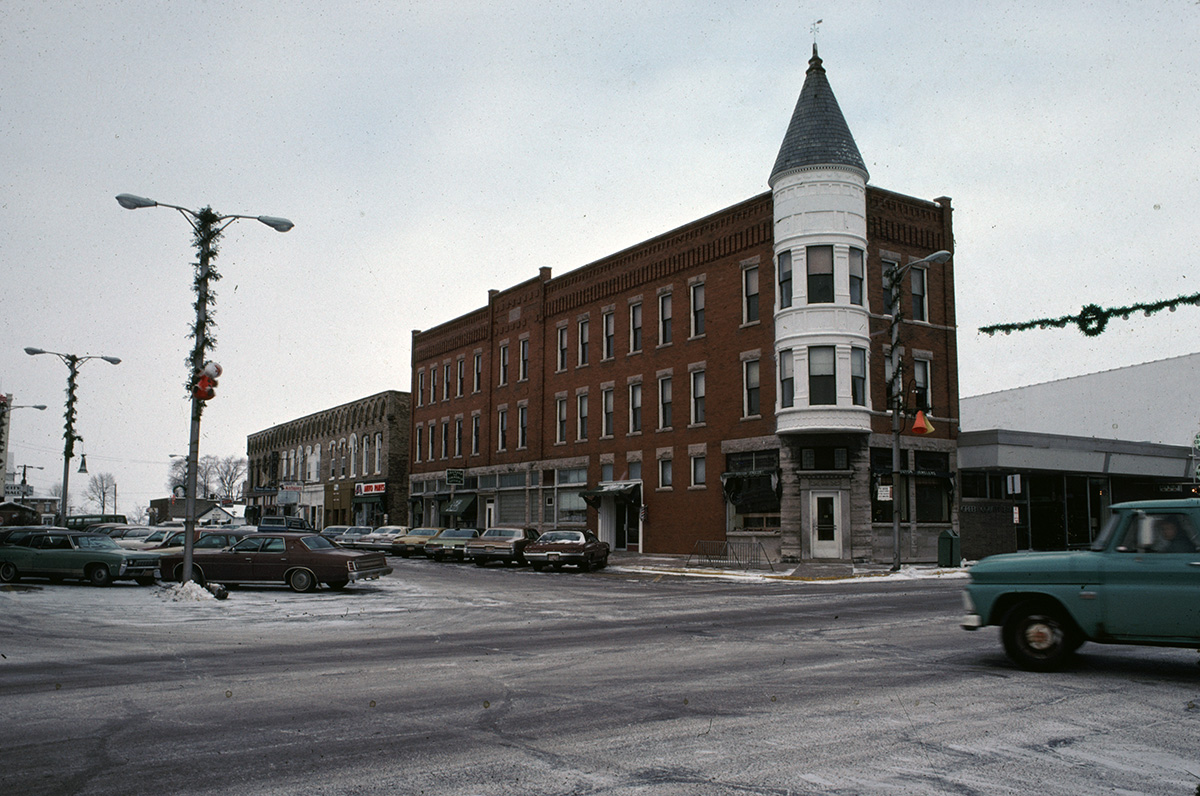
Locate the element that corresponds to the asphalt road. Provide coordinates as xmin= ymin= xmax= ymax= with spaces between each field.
xmin=1 ymin=559 xmax=1198 ymax=795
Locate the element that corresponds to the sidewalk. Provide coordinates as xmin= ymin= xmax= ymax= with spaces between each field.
xmin=607 ymin=551 xmax=945 ymax=582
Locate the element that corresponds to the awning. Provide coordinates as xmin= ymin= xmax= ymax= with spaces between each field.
xmin=720 ymin=469 xmax=780 ymax=512
xmin=580 ymin=481 xmax=641 ymax=508
xmin=444 ymin=494 xmax=476 ymax=515
xmin=352 ymin=495 xmax=384 ymax=505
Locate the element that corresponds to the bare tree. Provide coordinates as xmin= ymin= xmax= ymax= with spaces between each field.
xmin=128 ymin=503 xmax=148 ymax=523
xmin=167 ymin=457 xmax=188 ymax=493
xmin=215 ymin=455 xmax=248 ymax=501
xmin=84 ymin=473 xmax=117 ymax=513
xmin=197 ymin=455 xmax=220 ymax=499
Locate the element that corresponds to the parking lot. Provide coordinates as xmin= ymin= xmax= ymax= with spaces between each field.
xmin=2 ymin=556 xmax=1198 ymax=795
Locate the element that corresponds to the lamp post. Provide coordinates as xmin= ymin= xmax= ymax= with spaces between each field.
xmin=117 ymin=193 xmax=292 ymax=584
xmin=0 ymin=397 xmax=47 ymax=492
xmin=16 ymin=464 xmax=45 ymax=506
xmin=886 ymin=249 xmax=951 ymax=571
xmin=24 ymin=348 xmax=121 ymax=525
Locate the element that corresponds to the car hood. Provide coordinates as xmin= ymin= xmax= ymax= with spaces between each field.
xmin=968 ymin=550 xmax=1101 ymax=584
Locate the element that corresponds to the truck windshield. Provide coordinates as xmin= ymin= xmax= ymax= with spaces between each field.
xmin=1090 ymin=514 xmax=1122 ymax=551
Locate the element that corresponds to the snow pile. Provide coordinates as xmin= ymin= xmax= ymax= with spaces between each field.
xmin=159 ymin=581 xmax=217 ymax=602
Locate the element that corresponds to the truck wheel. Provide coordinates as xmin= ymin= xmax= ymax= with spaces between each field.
xmin=1001 ymin=600 xmax=1081 ymax=671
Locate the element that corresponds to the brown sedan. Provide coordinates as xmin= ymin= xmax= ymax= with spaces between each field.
xmin=158 ymin=532 xmax=393 ymax=592
xmin=523 ymin=529 xmax=610 ymax=572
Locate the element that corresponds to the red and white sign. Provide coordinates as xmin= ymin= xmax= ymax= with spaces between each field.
xmin=355 ymin=482 xmax=386 ymax=496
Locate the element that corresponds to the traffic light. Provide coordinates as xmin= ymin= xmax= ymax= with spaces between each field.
xmin=193 ymin=361 xmax=222 ymax=401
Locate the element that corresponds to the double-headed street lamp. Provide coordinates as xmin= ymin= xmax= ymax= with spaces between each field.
xmin=886 ymin=249 xmax=952 ymax=571
xmin=24 ymin=348 xmax=121 ymax=525
xmin=116 ymin=193 xmax=293 ymax=585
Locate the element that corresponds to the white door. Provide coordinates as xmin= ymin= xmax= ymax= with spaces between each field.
xmin=484 ymin=499 xmax=495 ymax=528
xmin=810 ymin=491 xmax=842 ymax=559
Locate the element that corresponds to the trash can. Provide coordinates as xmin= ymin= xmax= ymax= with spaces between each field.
xmin=937 ymin=530 xmax=961 ymax=568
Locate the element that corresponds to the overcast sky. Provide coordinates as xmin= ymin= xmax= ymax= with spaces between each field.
xmin=3 ymin=0 xmax=1198 ymax=514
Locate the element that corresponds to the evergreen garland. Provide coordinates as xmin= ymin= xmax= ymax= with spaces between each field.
xmin=979 ymin=291 xmax=1200 ymax=337
xmin=187 ymin=207 xmax=222 ymax=409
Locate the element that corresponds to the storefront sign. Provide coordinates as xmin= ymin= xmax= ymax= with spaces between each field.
xmin=356 ymin=482 xmax=386 ymax=496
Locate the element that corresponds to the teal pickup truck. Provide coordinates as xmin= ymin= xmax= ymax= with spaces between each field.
xmin=962 ymin=498 xmax=1200 ymax=670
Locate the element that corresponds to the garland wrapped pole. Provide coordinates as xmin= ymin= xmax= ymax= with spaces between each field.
xmin=980 ymin=292 xmax=1200 ymax=337
xmin=116 ymin=194 xmax=292 ymax=584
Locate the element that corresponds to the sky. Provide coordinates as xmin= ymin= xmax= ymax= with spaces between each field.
xmin=2 ymin=0 xmax=1198 ymax=516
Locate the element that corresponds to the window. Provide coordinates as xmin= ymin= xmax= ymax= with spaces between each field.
xmin=779 ymin=349 xmax=794 ymax=408
xmin=499 ymin=344 xmax=509 ymax=385
xmin=427 ymin=423 xmax=435 ymax=462
xmin=778 ymin=250 xmax=793 ymax=308
xmin=658 ymin=293 xmax=672 ymax=345
xmin=349 ymin=435 xmax=358 ymax=477
xmin=658 ymin=376 xmax=672 ymax=429
xmin=518 ymin=405 xmax=528 ymax=448
xmin=743 ymin=266 xmax=759 ymax=323
xmin=882 ymin=260 xmax=899 ymax=316
xmin=417 ymin=371 xmax=425 ymax=406
xmin=691 ymin=454 xmax=706 ymax=487
xmin=363 ymin=434 xmax=371 ymax=472
xmin=519 ymin=339 xmax=529 ymax=381
xmin=454 ymin=419 xmax=462 ymax=457
xmin=849 ymin=248 xmax=864 ymax=306
xmin=473 ymin=352 xmax=482 ymax=393
xmin=743 ymin=359 xmax=760 ymax=417
xmin=578 ymin=318 xmax=590 ymax=366
xmin=629 ymin=302 xmax=642 ymax=353
xmin=497 ymin=409 xmax=508 ymax=451
xmin=690 ymin=283 xmax=705 ymax=336
xmin=629 ymin=382 xmax=642 ymax=433
xmin=440 ymin=422 xmax=449 ymax=459
xmin=443 ymin=363 xmax=451 ymax=400
xmin=329 ymin=442 xmax=336 ymax=478
xmin=912 ymin=268 xmax=928 ymax=322
xmin=659 ymin=457 xmax=673 ymax=489
xmin=602 ymin=388 xmax=614 ymax=436
xmin=851 ymin=347 xmax=867 ymax=406
xmin=603 ymin=311 xmax=615 ymax=359
xmin=415 ymin=427 xmax=422 ymax=462
xmin=428 ymin=368 xmax=437 ymax=405
xmin=556 ymin=398 xmax=567 ymax=443
xmin=471 ymin=415 xmax=480 ymax=455
xmin=577 ymin=393 xmax=589 ymax=440
xmin=456 ymin=358 xmax=465 ymax=396
xmin=691 ymin=370 xmax=706 ymax=424
xmin=628 ymin=460 xmax=642 ymax=480
xmin=809 ymin=346 xmax=836 ymax=405
xmin=806 ymin=245 xmax=833 ymax=303
xmin=914 ymin=359 xmax=931 ymax=410
xmin=557 ymin=326 xmax=568 ymax=371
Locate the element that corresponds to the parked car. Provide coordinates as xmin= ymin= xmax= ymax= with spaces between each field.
xmin=465 ymin=527 xmax=541 ymax=567
xmin=149 ymin=528 xmax=257 ymax=556
xmin=158 ymin=532 xmax=393 ymax=592
xmin=524 ymin=529 xmax=610 ymax=571
xmin=390 ymin=527 xmax=444 ymax=557
xmin=104 ymin=525 xmax=156 ymax=547
xmin=962 ymin=497 xmax=1200 ymax=671
xmin=0 ymin=531 xmax=161 ymax=586
xmin=0 ymin=526 xmax=56 ymax=546
xmin=355 ymin=526 xmax=409 ymax=552
xmin=329 ymin=526 xmax=375 ymax=548
xmin=423 ymin=528 xmax=480 ymax=561
xmin=320 ymin=525 xmax=352 ymax=542
xmin=255 ymin=516 xmax=314 ymax=531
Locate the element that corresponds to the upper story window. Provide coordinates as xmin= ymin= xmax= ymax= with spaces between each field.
xmin=443 ymin=363 xmax=451 ymax=400
xmin=851 ymin=347 xmax=867 ymax=407
xmin=779 ymin=349 xmax=794 ymax=408
xmin=456 ymin=358 xmax=465 ymax=397
xmin=416 ymin=371 xmax=425 ymax=407
xmin=556 ymin=398 xmax=567 ymax=444
xmin=577 ymin=393 xmax=589 ymax=440
xmin=911 ymin=268 xmax=928 ymax=322
xmin=498 ymin=344 xmax=509 ymax=385
xmin=602 ymin=388 xmax=615 ymax=437
xmin=429 ymin=368 xmax=437 ymax=405
xmin=440 ymin=423 xmax=448 ymax=459
xmin=519 ymin=338 xmax=530 ymax=381
xmin=914 ymin=359 xmax=931 ymax=410
xmin=691 ymin=369 xmax=706 ymax=424
xmin=578 ymin=318 xmax=590 ymax=366
xmin=471 ymin=414 xmax=481 ymax=455
xmin=497 ymin=408 xmax=508 ymax=451
xmin=629 ymin=382 xmax=642 ymax=433
xmin=415 ymin=427 xmax=423 ymax=463
xmin=629 ymin=302 xmax=643 ymax=353
xmin=806 ymin=245 xmax=834 ymax=303
xmin=743 ymin=266 xmax=759 ymax=323
xmin=658 ymin=292 xmax=672 ymax=345
xmin=690 ymin=283 xmax=705 ymax=337
xmin=849 ymin=248 xmax=864 ymax=306
xmin=453 ymin=420 xmax=462 ymax=458
xmin=882 ymin=260 xmax=899 ymax=316
xmin=743 ymin=358 xmax=760 ymax=417
xmin=808 ymin=346 xmax=836 ymax=405
xmin=557 ymin=326 xmax=568 ymax=371
xmin=349 ymin=435 xmax=358 ymax=477
xmin=517 ymin=405 xmax=528 ymax=448
xmin=473 ymin=352 xmax=482 ymax=393
xmin=778 ymin=250 xmax=793 ymax=309
xmin=602 ymin=311 xmax=615 ymax=359
xmin=658 ymin=376 xmax=672 ymax=429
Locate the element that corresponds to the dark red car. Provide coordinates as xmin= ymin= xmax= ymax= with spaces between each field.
xmin=523 ymin=529 xmax=610 ymax=572
xmin=158 ymin=532 xmax=393 ymax=592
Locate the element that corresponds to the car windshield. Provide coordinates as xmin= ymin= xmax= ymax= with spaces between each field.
xmin=300 ymin=535 xmax=336 ymax=550
xmin=165 ymin=532 xmax=187 ymax=545
xmin=75 ymin=535 xmax=120 ymax=550
xmin=1091 ymin=514 xmax=1122 ymax=551
xmin=539 ymin=531 xmax=584 ymax=543
xmin=408 ymin=528 xmax=440 ymax=536
xmin=442 ymin=529 xmax=478 ymax=538
xmin=482 ymin=529 xmax=521 ymax=539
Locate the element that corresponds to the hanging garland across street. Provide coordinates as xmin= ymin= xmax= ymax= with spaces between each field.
xmin=979 ymin=291 xmax=1200 ymax=337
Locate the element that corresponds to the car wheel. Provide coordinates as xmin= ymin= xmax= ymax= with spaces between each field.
xmin=0 ymin=562 xmax=18 ymax=583
xmin=433 ymin=553 xmax=444 ymax=562
xmin=474 ymin=558 xmax=487 ymax=567
xmin=87 ymin=565 xmax=113 ymax=587
xmin=175 ymin=565 xmax=205 ymax=587
xmin=597 ymin=552 xmax=609 ymax=569
xmin=1001 ymin=600 xmax=1081 ymax=671
xmin=326 ymin=580 xmax=349 ymax=591
xmin=552 ymin=562 xmax=564 ymax=571
xmin=578 ymin=559 xmax=592 ymax=572
xmin=288 ymin=569 xmax=317 ymax=593
xmin=135 ymin=576 xmax=156 ymax=587
xmin=532 ymin=563 xmax=544 ymax=572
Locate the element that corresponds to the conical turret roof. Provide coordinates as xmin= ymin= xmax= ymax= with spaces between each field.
xmin=770 ymin=45 xmax=867 ymax=185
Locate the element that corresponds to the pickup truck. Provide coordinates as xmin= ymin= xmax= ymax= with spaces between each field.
xmin=962 ymin=497 xmax=1200 ymax=670
xmin=254 ymin=516 xmax=313 ymax=531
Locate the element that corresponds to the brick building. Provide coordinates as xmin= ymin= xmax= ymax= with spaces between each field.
xmin=246 ymin=390 xmax=411 ymax=529
xmin=409 ymin=48 xmax=957 ymax=563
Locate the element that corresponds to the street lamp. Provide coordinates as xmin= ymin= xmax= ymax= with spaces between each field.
xmin=24 ymin=347 xmax=121 ymax=525
xmin=117 ymin=193 xmax=292 ymax=584
xmin=886 ymin=249 xmax=951 ymax=571
xmin=16 ymin=464 xmax=45 ymax=506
